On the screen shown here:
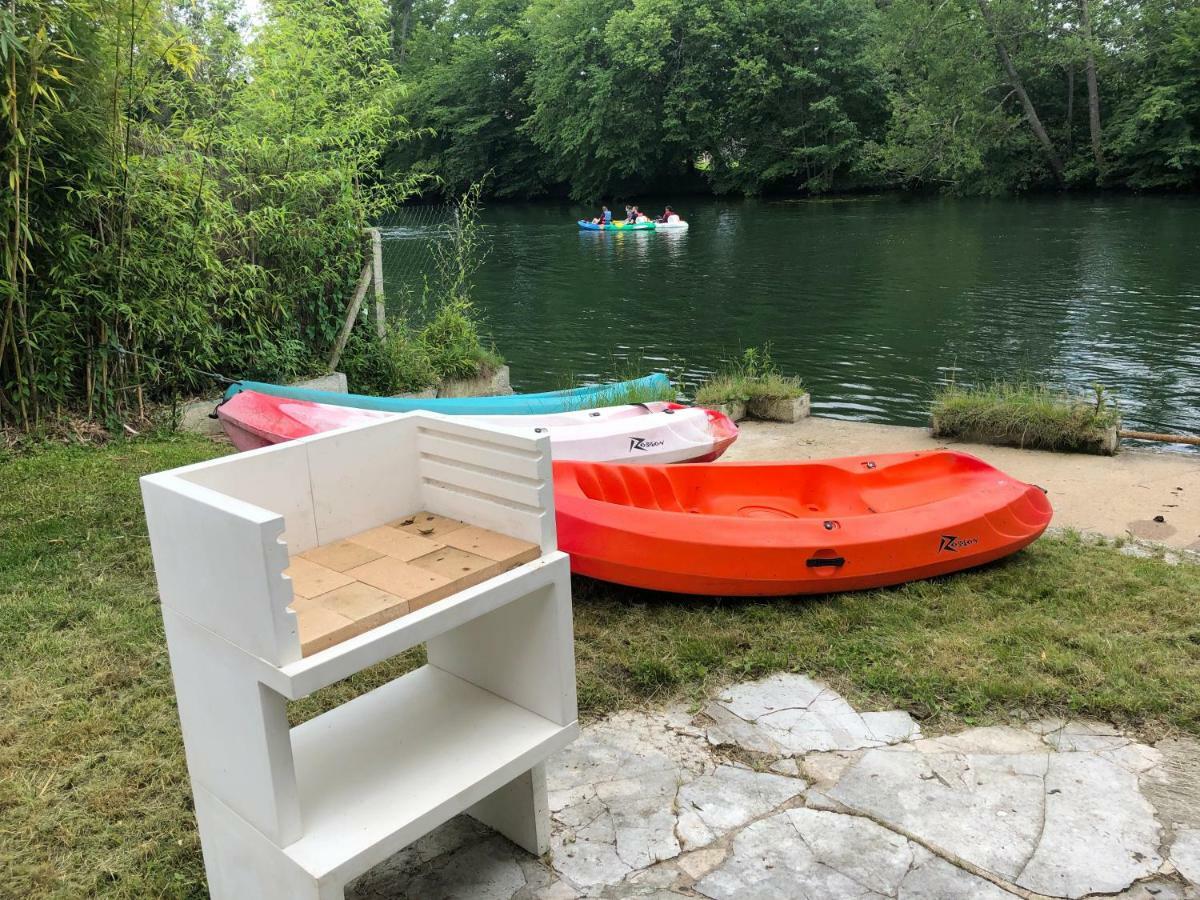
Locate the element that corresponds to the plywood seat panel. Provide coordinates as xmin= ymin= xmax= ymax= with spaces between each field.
xmin=285 ymin=512 xmax=541 ymax=656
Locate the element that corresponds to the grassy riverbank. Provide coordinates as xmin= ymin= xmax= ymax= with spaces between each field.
xmin=3 ymin=436 xmax=1199 ymax=896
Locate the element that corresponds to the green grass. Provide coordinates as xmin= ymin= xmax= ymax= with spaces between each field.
xmin=931 ymin=381 xmax=1120 ymax=452
xmin=695 ymin=371 xmax=806 ymax=406
xmin=571 ymin=542 xmax=1200 ymax=729
xmin=3 ymin=436 xmax=1200 ymax=896
xmin=694 ymin=345 xmax=805 ymax=406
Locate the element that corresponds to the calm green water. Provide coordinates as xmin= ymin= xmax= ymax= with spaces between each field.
xmin=383 ymin=196 xmax=1200 ymax=434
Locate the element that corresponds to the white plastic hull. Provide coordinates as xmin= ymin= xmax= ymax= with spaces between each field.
xmin=218 ymin=391 xmax=737 ymax=464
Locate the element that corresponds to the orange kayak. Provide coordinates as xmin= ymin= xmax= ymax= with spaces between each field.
xmin=553 ymin=450 xmax=1052 ymax=595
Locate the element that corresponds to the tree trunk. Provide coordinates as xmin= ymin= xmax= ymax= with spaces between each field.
xmin=392 ymin=0 xmax=414 ymax=64
xmin=976 ymin=0 xmax=1064 ymax=183
xmin=1078 ymin=0 xmax=1103 ymax=170
xmin=1065 ymin=66 xmax=1074 ymax=151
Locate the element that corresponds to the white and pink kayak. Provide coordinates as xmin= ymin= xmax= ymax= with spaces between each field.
xmin=217 ymin=389 xmax=739 ymax=464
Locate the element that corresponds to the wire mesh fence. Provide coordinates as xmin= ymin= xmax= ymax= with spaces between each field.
xmin=374 ymin=204 xmax=457 ymax=325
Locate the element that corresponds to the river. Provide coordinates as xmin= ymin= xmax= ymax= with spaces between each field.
xmin=381 ymin=195 xmax=1200 ymax=435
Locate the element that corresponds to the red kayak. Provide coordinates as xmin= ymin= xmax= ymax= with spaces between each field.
xmin=553 ymin=450 xmax=1052 ymax=595
xmin=216 ymin=389 xmax=738 ymax=464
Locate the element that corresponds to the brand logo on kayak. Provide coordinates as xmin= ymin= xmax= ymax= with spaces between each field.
xmin=938 ymin=534 xmax=979 ymax=553
xmin=628 ymin=436 xmax=665 ymax=452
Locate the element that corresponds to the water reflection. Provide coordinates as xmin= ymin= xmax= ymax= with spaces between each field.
xmin=383 ymin=196 xmax=1200 ymax=437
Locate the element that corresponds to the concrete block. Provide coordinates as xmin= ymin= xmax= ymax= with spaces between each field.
xmin=293 ymin=372 xmax=348 ymax=394
xmin=709 ymin=400 xmax=747 ymax=422
xmin=438 ymin=365 xmax=513 ymax=398
xmin=930 ymin=416 xmax=1120 ymax=456
xmin=748 ymin=393 xmax=811 ymax=423
xmin=392 ymin=388 xmax=438 ymax=399
xmin=179 ymin=399 xmax=225 ymax=436
xmin=1097 ymin=425 xmax=1120 ymax=455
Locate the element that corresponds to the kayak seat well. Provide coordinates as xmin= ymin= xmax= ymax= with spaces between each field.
xmin=573 ymin=465 xmax=687 ymax=512
xmin=857 ymin=453 xmax=994 ymax=513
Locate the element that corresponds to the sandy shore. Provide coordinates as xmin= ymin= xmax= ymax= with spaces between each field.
xmin=727 ymin=417 xmax=1200 ymax=552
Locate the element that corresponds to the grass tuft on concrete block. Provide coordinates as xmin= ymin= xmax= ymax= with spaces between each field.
xmin=931 ymin=381 xmax=1120 ymax=453
xmin=695 ymin=345 xmax=805 ymax=406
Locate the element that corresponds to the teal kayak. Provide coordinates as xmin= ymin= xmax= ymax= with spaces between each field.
xmin=223 ymin=373 xmax=674 ymax=415
xmin=578 ymin=220 xmax=656 ymax=232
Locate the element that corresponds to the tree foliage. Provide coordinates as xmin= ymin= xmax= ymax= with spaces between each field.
xmin=5 ymin=0 xmax=1198 ymax=427
xmin=390 ymin=0 xmax=1200 ymax=199
xmin=388 ymin=0 xmax=888 ymax=199
xmin=1 ymin=0 xmax=420 ymax=427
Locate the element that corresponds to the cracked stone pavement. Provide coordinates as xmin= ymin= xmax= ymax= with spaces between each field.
xmin=347 ymin=674 xmax=1200 ymax=899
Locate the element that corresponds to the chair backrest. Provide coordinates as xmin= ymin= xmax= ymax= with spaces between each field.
xmin=142 ymin=413 xmax=552 ymax=667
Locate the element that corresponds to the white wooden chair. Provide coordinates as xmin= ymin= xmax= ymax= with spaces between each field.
xmin=142 ymin=413 xmax=578 ymax=899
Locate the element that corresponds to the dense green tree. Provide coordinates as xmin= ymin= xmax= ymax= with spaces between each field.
xmin=522 ymin=0 xmax=682 ymax=199
xmin=872 ymin=0 xmax=1074 ymax=193
xmin=1106 ymin=3 xmax=1200 ymax=188
xmin=388 ymin=0 xmax=1199 ymax=198
xmin=873 ymin=0 xmax=1200 ymax=193
xmin=388 ymin=0 xmax=550 ymax=197
xmin=704 ymin=0 xmax=886 ymax=193
xmin=522 ymin=0 xmax=887 ymax=198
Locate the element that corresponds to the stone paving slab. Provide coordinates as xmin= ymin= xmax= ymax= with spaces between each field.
xmin=347 ymin=674 xmax=1200 ymax=900
xmin=709 ymin=674 xmax=922 ymax=754
xmin=695 ymin=809 xmax=1014 ymax=900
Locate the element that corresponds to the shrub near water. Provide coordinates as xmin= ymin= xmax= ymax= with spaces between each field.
xmin=695 ymin=346 xmax=806 ymax=406
xmin=1 ymin=0 xmax=421 ymax=430
xmin=341 ymin=182 xmax=503 ymax=396
xmin=420 ymin=301 xmax=503 ymax=381
xmin=932 ymin=382 xmax=1120 ymax=452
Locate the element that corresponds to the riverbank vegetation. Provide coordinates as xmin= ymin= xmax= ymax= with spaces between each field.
xmin=932 ymin=381 xmax=1121 ymax=452
xmin=392 ymin=0 xmax=1200 ymax=199
xmin=5 ymin=0 xmax=1197 ymax=430
xmin=3 ymin=433 xmax=1199 ymax=894
xmin=695 ymin=346 xmax=806 ymax=407
xmin=0 ymin=0 xmax=489 ymax=430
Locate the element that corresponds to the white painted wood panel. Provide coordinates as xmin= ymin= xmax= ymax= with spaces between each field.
xmin=143 ymin=412 xmax=576 ymax=899
xmin=285 ymin=665 xmax=575 ymax=880
xmin=142 ymin=477 xmax=298 ymax=663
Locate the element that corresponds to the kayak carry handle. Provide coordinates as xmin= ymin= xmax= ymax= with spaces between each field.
xmin=806 ymin=556 xmax=846 ymax=568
